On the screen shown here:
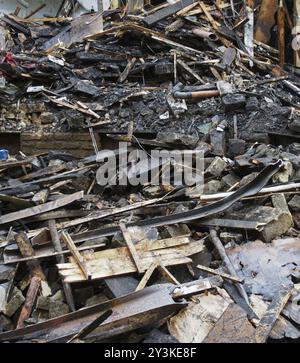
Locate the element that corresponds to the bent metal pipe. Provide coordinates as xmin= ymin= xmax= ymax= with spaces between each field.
xmin=73 ymin=160 xmax=283 ymax=243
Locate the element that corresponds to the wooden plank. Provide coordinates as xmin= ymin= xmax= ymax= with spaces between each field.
xmin=176 ymin=2 xmax=199 ymax=16
xmin=49 ymin=220 xmax=75 ymax=312
xmin=46 ymin=96 xmax=101 ymax=119
xmin=143 ymin=0 xmax=196 ymax=26
xmin=9 ymin=15 xmax=71 ymax=23
xmin=16 ymin=277 xmax=41 ymax=329
xmin=0 ymin=157 xmax=37 ymax=169
xmin=61 ymin=231 xmax=90 ymax=280
xmin=85 ymin=23 xmax=204 ymax=56
xmin=137 ymin=235 xmax=190 ymax=252
xmin=42 ymin=13 xmax=103 ymax=51
xmin=120 ymin=223 xmax=143 ymax=274
xmin=181 ymin=2 xmax=229 ymax=16
xmin=199 ymin=1 xmax=220 ymax=29
xmin=32 ymin=189 xmax=49 ymax=205
xmin=67 ymin=309 xmax=112 ymax=343
xmin=0 ymin=194 xmax=32 ymax=208
xmin=244 ymin=0 xmax=254 ymax=64
xmin=196 ymin=264 xmax=244 ymax=283
xmin=168 ymin=291 xmax=232 ymax=343
xmin=177 ymin=58 xmax=205 ymax=83
xmin=255 ymin=287 xmax=293 ymax=343
xmin=2 ymin=15 xmax=31 ymax=35
xmin=58 ymin=239 xmax=205 ymax=283
xmin=0 ymin=191 xmax=83 ymax=226
xmin=19 ymin=164 xmax=66 ymax=182
xmin=135 ymin=262 xmax=180 ymax=291
xmin=118 ymin=57 xmax=137 ymax=83
xmin=15 ymin=232 xmax=46 ymax=281
xmin=1 ymin=241 xmax=106 ymax=265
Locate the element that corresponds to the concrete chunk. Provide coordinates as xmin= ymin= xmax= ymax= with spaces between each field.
xmin=244 ymin=206 xmax=293 ymax=243
xmin=288 ymin=195 xmax=300 ymax=212
xmin=49 ymin=301 xmax=69 ymax=319
xmin=206 ymin=157 xmax=227 ymax=177
xmin=3 ymin=287 xmax=25 ymax=317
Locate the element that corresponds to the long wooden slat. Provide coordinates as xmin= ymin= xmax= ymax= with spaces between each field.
xmin=120 ymin=223 xmax=143 ymax=273
xmin=143 ymin=0 xmax=195 ymax=26
xmin=255 ymin=288 xmax=293 ymax=343
xmin=135 ymin=262 xmax=158 ymax=291
xmin=196 ymin=264 xmax=244 ymax=283
xmin=0 ymin=191 xmax=83 ymax=226
xmin=49 ymin=220 xmax=75 ymax=312
xmin=16 ymin=277 xmax=41 ymax=329
xmin=61 ymin=231 xmax=90 ymax=280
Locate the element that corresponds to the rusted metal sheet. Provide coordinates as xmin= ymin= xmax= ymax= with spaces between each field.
xmin=0 ymin=284 xmax=183 ymax=342
xmin=0 ymin=281 xmax=211 ymax=342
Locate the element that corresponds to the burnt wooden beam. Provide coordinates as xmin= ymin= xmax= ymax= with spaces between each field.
xmin=2 ymin=15 xmax=31 ymax=35
xmin=120 ymin=223 xmax=143 ymax=274
xmin=0 ymin=191 xmax=84 ymax=226
xmin=49 ymin=220 xmax=75 ymax=312
xmin=15 ymin=232 xmax=46 ymax=280
xmin=255 ymin=287 xmax=293 ymax=343
xmin=16 ymin=276 xmax=41 ymax=329
xmin=61 ymin=231 xmax=90 ymax=280
xmin=143 ymin=0 xmax=196 ymax=26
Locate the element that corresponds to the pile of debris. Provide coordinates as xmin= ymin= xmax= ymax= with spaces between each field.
xmin=0 ymin=0 xmax=300 ymax=343
xmin=1 ymin=0 xmax=300 ymax=140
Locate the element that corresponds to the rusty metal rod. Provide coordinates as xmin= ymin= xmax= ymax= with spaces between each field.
xmin=173 ymin=89 xmax=219 ymax=99
xmin=209 ymin=228 xmax=250 ymax=305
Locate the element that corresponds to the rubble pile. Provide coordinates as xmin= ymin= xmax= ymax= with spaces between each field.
xmin=1 ymin=2 xmax=300 ymax=140
xmin=0 ymin=0 xmax=300 ymax=344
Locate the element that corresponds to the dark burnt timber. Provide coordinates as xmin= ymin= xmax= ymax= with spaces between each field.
xmin=143 ymin=0 xmax=196 ymax=26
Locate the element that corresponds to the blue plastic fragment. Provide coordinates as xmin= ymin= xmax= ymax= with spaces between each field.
xmin=0 ymin=149 xmax=8 ymax=161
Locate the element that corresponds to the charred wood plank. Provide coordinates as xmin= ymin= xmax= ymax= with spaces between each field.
xmin=16 ymin=276 xmax=41 ymax=329
xmin=49 ymin=220 xmax=75 ymax=312
xmin=255 ymin=287 xmax=293 ymax=343
xmin=143 ymin=0 xmax=195 ymax=26
xmin=0 ymin=191 xmax=83 ymax=226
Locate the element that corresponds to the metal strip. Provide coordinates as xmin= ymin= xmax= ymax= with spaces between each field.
xmin=73 ymin=160 xmax=283 ymax=243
